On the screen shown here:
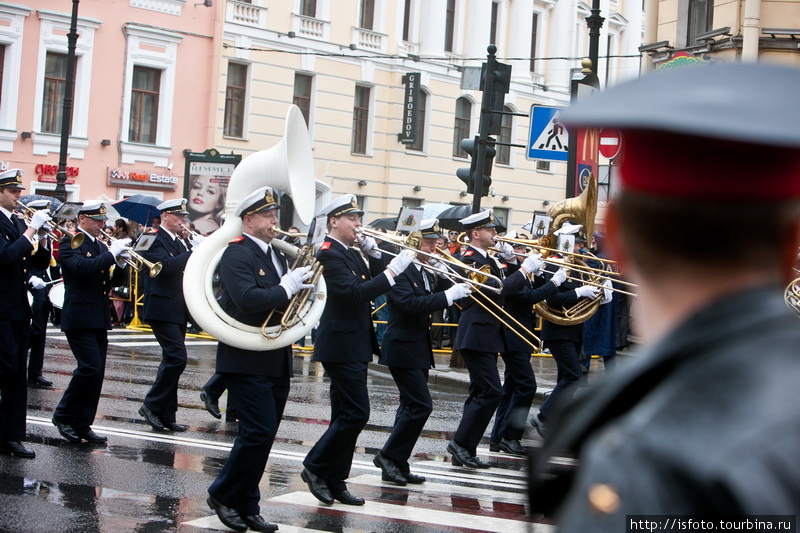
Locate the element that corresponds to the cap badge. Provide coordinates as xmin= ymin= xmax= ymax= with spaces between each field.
xmin=265 ymin=189 xmax=275 ymax=205
xmin=350 ymin=198 xmax=358 ymax=209
xmin=99 ymin=204 xmax=107 ymax=215
xmin=180 ymin=200 xmax=188 ymax=212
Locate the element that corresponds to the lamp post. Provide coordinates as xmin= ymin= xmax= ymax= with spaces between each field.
xmin=54 ymin=0 xmax=80 ymax=203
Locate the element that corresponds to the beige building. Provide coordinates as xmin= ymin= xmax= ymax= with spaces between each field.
xmin=214 ymin=0 xmax=643 ymax=231
xmin=640 ymin=0 xmax=800 ymax=68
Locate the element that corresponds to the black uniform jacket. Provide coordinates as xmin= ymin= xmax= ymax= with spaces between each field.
xmin=502 ymin=272 xmax=559 ymax=353
xmin=540 ymin=260 xmax=584 ymax=343
xmin=453 ymin=246 xmax=527 ymax=354
xmin=313 ymin=236 xmax=391 ymax=363
xmin=530 ymin=285 xmax=800 ymax=527
xmin=59 ymin=232 xmax=127 ymax=331
xmin=379 ymin=264 xmax=452 ymax=369
xmin=215 ymin=236 xmax=292 ymax=377
xmin=0 ymin=214 xmax=50 ymax=321
xmin=141 ymin=227 xmax=192 ymax=324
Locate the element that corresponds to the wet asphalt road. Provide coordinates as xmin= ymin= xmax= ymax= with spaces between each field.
xmin=1 ymin=326 xmax=619 ymax=532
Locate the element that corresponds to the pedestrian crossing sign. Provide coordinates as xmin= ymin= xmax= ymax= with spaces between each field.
xmin=527 ymin=105 xmax=569 ymax=162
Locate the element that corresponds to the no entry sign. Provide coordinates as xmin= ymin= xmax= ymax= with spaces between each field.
xmin=598 ymin=128 xmax=622 ymax=159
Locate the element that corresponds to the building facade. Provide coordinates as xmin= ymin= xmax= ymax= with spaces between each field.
xmin=215 ymin=0 xmax=643 ymax=231
xmin=0 ymin=0 xmax=218 ymax=204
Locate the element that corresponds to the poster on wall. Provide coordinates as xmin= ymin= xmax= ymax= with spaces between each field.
xmin=183 ymin=149 xmax=241 ymax=235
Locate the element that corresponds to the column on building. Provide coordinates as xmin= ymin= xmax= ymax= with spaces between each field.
xmin=508 ymin=0 xmax=535 ymax=84
xmin=418 ymin=0 xmax=447 ymax=56
xmin=619 ymin=0 xmax=645 ymax=81
xmin=462 ymin=0 xmax=493 ymax=61
xmin=545 ymin=0 xmax=576 ymax=93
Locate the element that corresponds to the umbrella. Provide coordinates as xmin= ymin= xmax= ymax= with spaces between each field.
xmin=19 ymin=194 xmax=64 ymax=212
xmin=368 ymin=216 xmax=397 ymax=230
xmin=420 ymin=202 xmax=454 ymax=219
xmin=436 ymin=205 xmax=506 ymax=234
xmin=112 ymin=194 xmax=162 ymax=226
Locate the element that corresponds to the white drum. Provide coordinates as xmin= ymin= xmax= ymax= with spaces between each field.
xmin=48 ymin=281 xmax=65 ymax=310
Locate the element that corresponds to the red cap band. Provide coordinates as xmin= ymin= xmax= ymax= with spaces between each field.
xmin=620 ymin=131 xmax=800 ymax=201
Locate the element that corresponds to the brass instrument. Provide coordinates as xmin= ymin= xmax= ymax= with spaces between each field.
xmin=786 ymin=277 xmax=800 ymax=317
xmin=99 ymin=235 xmax=163 ymax=277
xmin=16 ymin=201 xmax=84 ymax=249
xmin=272 ymin=225 xmax=308 ymax=239
xmin=356 ymin=227 xmax=504 ymax=294
xmin=261 ymin=237 xmax=324 ymax=339
xmin=181 ymin=223 xmax=200 ymax=239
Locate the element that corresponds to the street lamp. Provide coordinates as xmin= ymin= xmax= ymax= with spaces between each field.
xmin=55 ymin=0 xmax=80 ymax=203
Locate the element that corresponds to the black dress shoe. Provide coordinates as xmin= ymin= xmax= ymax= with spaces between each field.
xmin=241 ymin=514 xmax=279 ymax=532
xmin=0 ymin=441 xmax=35 ymax=459
xmin=139 ymin=405 xmax=165 ymax=431
xmin=468 ymin=456 xmax=491 ymax=469
xmin=162 ymin=422 xmax=187 ymax=432
xmin=373 ymin=453 xmax=407 ymax=486
xmin=52 ymin=416 xmax=81 ymax=443
xmin=206 ymin=495 xmax=247 ymax=532
xmin=402 ymin=471 xmax=426 ymax=484
xmin=499 ymin=438 xmax=526 ymax=456
xmin=27 ymin=376 xmax=53 ymax=388
xmin=200 ymin=391 xmax=221 ymax=419
xmin=489 ymin=442 xmax=501 ymax=452
xmin=446 ymin=440 xmax=473 ymax=467
xmin=77 ymin=429 xmax=107 ymax=444
xmin=301 ymin=468 xmax=333 ymax=505
xmin=332 ymin=489 xmax=365 ymax=506
xmin=530 ymin=414 xmax=548 ymax=439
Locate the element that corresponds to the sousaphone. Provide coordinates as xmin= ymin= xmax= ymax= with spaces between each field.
xmin=183 ymin=106 xmax=326 ymax=350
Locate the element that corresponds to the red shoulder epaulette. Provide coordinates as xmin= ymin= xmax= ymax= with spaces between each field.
xmin=500 ymin=262 xmax=508 ymax=268
xmin=463 ymin=250 xmax=474 ymax=257
xmin=229 ymin=236 xmax=245 ymax=244
xmin=145 ymin=228 xmax=158 ymax=234
xmin=320 ymin=241 xmax=331 ymax=251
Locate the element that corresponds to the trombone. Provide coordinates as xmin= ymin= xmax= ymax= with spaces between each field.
xmin=355 ymin=227 xmax=503 ymax=294
xmin=99 ymin=235 xmax=163 ymax=278
xmin=16 ymin=201 xmax=84 ymax=249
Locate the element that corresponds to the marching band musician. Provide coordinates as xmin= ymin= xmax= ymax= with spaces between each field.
xmin=25 ymin=199 xmax=56 ymax=389
xmin=448 ymin=210 xmax=544 ymax=468
xmin=301 ymin=194 xmax=416 ymax=506
xmin=206 ymin=186 xmax=312 ymax=533
xmin=373 ymin=219 xmax=472 ymax=485
xmin=138 ymin=198 xmax=203 ymax=432
xmin=489 ymin=236 xmax=567 ymax=456
xmin=529 ymin=226 xmax=600 ymax=439
xmin=51 ymin=201 xmax=131 ymax=445
xmin=0 ymin=169 xmax=52 ymax=459
xmin=529 ymin=62 xmax=800 ymax=526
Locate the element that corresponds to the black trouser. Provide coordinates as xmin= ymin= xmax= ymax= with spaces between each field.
xmin=453 ymin=349 xmax=502 ymax=455
xmin=54 ymin=329 xmax=108 ymax=432
xmin=28 ymin=295 xmax=50 ymax=380
xmin=491 ymin=350 xmax=537 ymax=442
xmin=381 ymin=367 xmax=432 ymax=471
xmin=204 ymin=374 xmax=226 ymax=399
xmin=0 ymin=319 xmax=30 ymax=442
xmin=208 ymin=373 xmax=289 ymax=516
xmin=303 ymin=361 xmax=370 ymax=491
xmin=538 ymin=339 xmax=582 ymax=421
xmin=144 ymin=321 xmax=187 ymax=424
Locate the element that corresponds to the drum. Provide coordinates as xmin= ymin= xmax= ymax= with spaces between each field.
xmin=48 ymin=281 xmax=65 ymax=310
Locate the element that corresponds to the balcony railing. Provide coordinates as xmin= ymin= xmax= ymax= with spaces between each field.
xmin=227 ymin=0 xmax=267 ymax=28
xmin=292 ymin=14 xmax=328 ymax=40
xmin=352 ymin=27 xmax=386 ymax=52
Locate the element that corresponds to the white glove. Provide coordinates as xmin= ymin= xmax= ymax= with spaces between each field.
xmin=550 ymin=267 xmax=568 ymax=286
xmin=444 ymin=282 xmax=472 ymax=305
xmin=521 ymin=253 xmax=544 ymax=274
xmin=279 ymin=265 xmax=314 ymax=297
xmin=601 ymin=279 xmax=613 ymax=303
xmin=575 ymin=285 xmax=600 ymax=299
xmin=190 ymin=234 xmax=205 ymax=249
xmin=29 ymin=210 xmax=52 ymax=231
xmin=358 ymin=235 xmax=381 ymax=259
xmin=109 ymin=238 xmax=132 ymax=258
xmin=29 ymin=276 xmax=46 ymax=290
xmin=497 ymin=241 xmax=515 ymax=261
xmin=386 ymin=249 xmax=416 ymax=276
xmin=426 ymin=258 xmax=450 ymax=278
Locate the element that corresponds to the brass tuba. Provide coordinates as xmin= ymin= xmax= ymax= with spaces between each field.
xmin=534 ymin=173 xmax=603 ymax=326
xmin=786 ymin=277 xmax=800 ymax=317
xmin=183 ymin=106 xmax=326 ymax=350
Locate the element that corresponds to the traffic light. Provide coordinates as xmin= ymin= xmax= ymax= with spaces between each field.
xmin=481 ymin=61 xmax=512 ymax=135
xmin=456 ymin=137 xmax=479 ymax=194
xmin=456 ymin=136 xmax=495 ymax=197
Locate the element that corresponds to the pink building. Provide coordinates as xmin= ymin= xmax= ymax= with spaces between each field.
xmin=0 ymin=0 xmax=219 ymax=204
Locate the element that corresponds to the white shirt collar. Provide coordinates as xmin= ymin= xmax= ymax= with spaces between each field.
xmin=470 ymin=245 xmax=488 ymax=258
xmin=243 ymin=233 xmax=272 ymax=255
xmin=0 ymin=206 xmax=14 ymax=222
xmin=78 ymin=227 xmax=96 ymax=243
xmin=160 ymin=226 xmax=179 ymax=241
xmin=327 ymin=235 xmax=351 ymax=250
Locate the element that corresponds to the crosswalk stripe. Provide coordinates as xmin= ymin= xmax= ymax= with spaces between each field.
xmin=269 ymin=492 xmax=554 ymax=533
xmin=349 ymin=474 xmax=527 ymax=502
xmin=182 ymin=515 xmax=326 ymax=532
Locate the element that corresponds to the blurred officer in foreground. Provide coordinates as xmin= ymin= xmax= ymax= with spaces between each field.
xmin=52 ymin=201 xmax=130 ymax=445
xmin=206 ymin=187 xmax=312 ymax=533
xmin=529 ymin=63 xmax=800 ymax=526
xmin=0 ymin=170 xmax=51 ymax=459
xmin=138 ymin=198 xmax=203 ymax=432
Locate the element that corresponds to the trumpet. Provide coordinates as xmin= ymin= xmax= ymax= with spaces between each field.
xmin=99 ymin=235 xmax=163 ymax=277
xmin=272 ymin=225 xmax=308 ymax=239
xmin=16 ymin=201 xmax=84 ymax=249
xmin=181 ymin=223 xmax=200 ymax=239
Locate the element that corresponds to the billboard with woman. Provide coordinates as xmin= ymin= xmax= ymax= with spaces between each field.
xmin=183 ymin=150 xmax=241 ymax=235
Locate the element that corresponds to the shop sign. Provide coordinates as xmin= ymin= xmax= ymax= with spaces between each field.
xmin=108 ymin=168 xmax=178 ymax=190
xmin=36 ymin=163 xmax=79 ymax=184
